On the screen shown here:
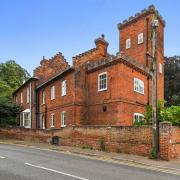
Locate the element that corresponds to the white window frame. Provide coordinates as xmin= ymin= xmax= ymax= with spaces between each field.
xmin=24 ymin=112 xmax=30 ymax=128
xmin=42 ymin=114 xmax=45 ymax=129
xmin=134 ymin=78 xmax=144 ymax=94
xmin=126 ymin=38 xmax=131 ymax=49
xmin=61 ymin=80 xmax=67 ymax=96
xmin=51 ymin=86 xmax=55 ymax=100
xmin=133 ymin=113 xmax=144 ymax=123
xmin=20 ymin=92 xmax=23 ymax=103
xmin=42 ymin=90 xmax=46 ymax=104
xmin=50 ymin=113 xmax=55 ymax=127
xmin=98 ymin=72 xmax=107 ymax=92
xmin=159 ymin=63 xmax=163 ymax=74
xmin=27 ymin=87 xmax=29 ymax=103
xmin=61 ymin=111 xmax=66 ymax=127
xmin=138 ymin=33 xmax=144 ymax=44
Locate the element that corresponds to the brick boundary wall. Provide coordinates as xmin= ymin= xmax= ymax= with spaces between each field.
xmin=159 ymin=122 xmax=180 ymax=160
xmin=0 ymin=122 xmax=179 ymax=160
xmin=53 ymin=126 xmax=153 ymax=156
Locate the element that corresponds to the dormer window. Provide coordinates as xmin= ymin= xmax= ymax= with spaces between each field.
xmin=126 ymin=38 xmax=131 ymax=49
xmin=138 ymin=33 xmax=143 ymax=44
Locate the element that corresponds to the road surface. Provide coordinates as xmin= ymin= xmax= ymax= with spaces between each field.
xmin=0 ymin=143 xmax=179 ymax=180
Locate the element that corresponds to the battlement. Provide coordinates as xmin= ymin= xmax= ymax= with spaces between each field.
xmin=73 ymin=35 xmax=109 ymax=68
xmin=118 ymin=5 xmax=165 ymax=30
xmin=73 ymin=48 xmax=97 ymax=60
xmin=33 ymin=52 xmax=70 ymax=84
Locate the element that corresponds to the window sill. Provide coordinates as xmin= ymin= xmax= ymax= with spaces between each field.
xmin=134 ymin=90 xmax=144 ymax=95
xmin=98 ymin=88 xmax=107 ymax=92
xmin=61 ymin=125 xmax=66 ymax=128
xmin=138 ymin=42 xmax=144 ymax=45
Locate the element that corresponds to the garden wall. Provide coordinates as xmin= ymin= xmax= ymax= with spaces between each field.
xmin=0 ymin=122 xmax=179 ymax=160
xmin=172 ymin=126 xmax=180 ymax=158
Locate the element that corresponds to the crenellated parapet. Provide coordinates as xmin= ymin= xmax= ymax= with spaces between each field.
xmin=33 ymin=52 xmax=70 ymax=85
xmin=73 ymin=35 xmax=109 ymax=68
xmin=118 ymin=4 xmax=165 ymax=30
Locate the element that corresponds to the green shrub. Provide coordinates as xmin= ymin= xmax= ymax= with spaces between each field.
xmin=100 ymin=137 xmax=106 ymax=151
xmin=161 ymin=106 xmax=180 ymax=126
xmin=143 ymin=101 xmax=180 ymax=126
xmin=144 ymin=105 xmax=153 ymax=125
xmin=133 ymin=119 xmax=145 ymax=126
xmin=82 ymin=144 xmax=93 ymax=150
xmin=149 ymin=147 xmax=158 ymax=159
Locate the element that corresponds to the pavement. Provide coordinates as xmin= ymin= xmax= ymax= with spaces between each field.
xmin=0 ymin=139 xmax=180 ymax=180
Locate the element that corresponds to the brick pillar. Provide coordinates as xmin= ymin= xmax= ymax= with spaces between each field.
xmin=159 ymin=121 xmax=173 ymax=160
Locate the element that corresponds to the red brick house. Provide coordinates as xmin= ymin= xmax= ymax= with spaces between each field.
xmin=13 ymin=5 xmax=165 ymax=129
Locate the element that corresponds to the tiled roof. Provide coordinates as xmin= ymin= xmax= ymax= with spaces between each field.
xmin=13 ymin=77 xmax=39 ymax=95
xmin=36 ymin=67 xmax=74 ymax=90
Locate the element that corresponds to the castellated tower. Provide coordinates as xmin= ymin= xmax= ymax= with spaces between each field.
xmin=118 ymin=5 xmax=165 ymax=101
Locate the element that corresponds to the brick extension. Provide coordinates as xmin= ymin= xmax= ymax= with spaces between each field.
xmin=13 ymin=5 xmax=165 ymax=128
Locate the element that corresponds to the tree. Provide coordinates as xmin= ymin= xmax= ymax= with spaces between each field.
xmin=0 ymin=103 xmax=22 ymax=126
xmin=164 ymin=56 xmax=180 ymax=106
xmin=143 ymin=102 xmax=180 ymax=126
xmin=0 ymin=60 xmax=30 ymax=90
xmin=161 ymin=106 xmax=180 ymax=126
xmin=0 ymin=60 xmax=30 ymax=126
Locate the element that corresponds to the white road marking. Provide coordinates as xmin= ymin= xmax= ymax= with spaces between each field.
xmin=0 ymin=156 xmax=6 ymax=159
xmin=25 ymin=163 xmax=89 ymax=180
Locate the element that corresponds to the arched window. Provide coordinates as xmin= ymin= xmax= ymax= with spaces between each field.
xmin=133 ymin=113 xmax=144 ymax=124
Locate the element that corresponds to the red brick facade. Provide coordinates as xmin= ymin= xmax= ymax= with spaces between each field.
xmin=13 ymin=5 xmax=165 ymax=129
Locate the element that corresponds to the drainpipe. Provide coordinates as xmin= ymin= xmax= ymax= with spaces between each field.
xmin=35 ymin=88 xmax=40 ymax=128
xmin=146 ymin=18 xmax=149 ymax=67
xmin=30 ymin=82 xmax=32 ymax=128
xmin=45 ymin=105 xmax=47 ymax=129
xmin=146 ymin=17 xmax=150 ymax=107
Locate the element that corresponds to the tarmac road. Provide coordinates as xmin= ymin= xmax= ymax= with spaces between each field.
xmin=0 ymin=143 xmax=179 ymax=180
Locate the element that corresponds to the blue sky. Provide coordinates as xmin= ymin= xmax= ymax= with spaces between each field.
xmin=0 ymin=0 xmax=179 ymax=75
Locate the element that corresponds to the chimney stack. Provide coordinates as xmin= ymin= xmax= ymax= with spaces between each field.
xmin=94 ymin=34 xmax=109 ymax=57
